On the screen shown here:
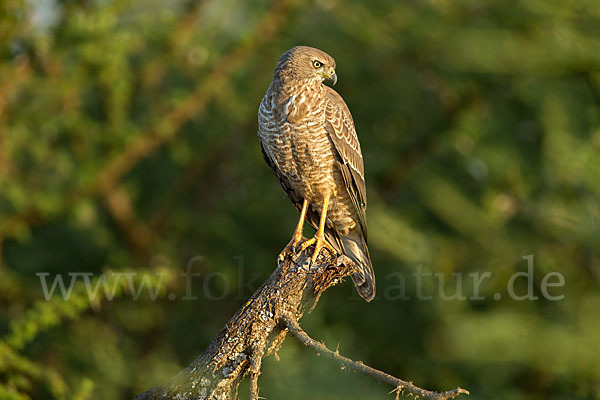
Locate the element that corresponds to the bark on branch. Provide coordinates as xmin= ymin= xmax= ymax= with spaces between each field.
xmin=282 ymin=316 xmax=469 ymax=400
xmin=134 ymin=245 xmax=469 ymax=400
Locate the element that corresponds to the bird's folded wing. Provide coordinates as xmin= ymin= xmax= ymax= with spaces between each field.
xmin=324 ymin=87 xmax=368 ymax=241
xmin=260 ymin=140 xmax=303 ymax=210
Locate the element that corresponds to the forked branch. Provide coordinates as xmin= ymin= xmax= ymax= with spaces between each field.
xmin=133 ymin=244 xmax=469 ymax=400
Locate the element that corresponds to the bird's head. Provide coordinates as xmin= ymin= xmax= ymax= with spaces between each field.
xmin=275 ymin=46 xmax=337 ymax=86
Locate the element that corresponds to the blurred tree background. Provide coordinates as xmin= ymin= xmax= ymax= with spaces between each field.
xmin=1 ymin=0 xmax=599 ymax=399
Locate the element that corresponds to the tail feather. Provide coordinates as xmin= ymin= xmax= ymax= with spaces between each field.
xmin=340 ymin=231 xmax=375 ymax=302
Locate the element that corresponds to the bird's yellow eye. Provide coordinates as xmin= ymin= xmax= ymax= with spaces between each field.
xmin=313 ymin=60 xmax=323 ymax=68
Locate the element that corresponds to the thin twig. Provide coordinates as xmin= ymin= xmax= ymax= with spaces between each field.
xmin=248 ymin=351 xmax=263 ymax=400
xmin=282 ymin=315 xmax=469 ymax=400
xmin=248 ymin=339 xmax=268 ymax=400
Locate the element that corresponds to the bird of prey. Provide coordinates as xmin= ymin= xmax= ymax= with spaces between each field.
xmin=257 ymin=46 xmax=375 ymax=302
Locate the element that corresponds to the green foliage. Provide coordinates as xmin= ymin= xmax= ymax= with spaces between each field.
xmin=1 ymin=0 xmax=599 ymax=399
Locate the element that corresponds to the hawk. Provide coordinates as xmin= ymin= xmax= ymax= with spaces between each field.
xmin=258 ymin=46 xmax=375 ymax=302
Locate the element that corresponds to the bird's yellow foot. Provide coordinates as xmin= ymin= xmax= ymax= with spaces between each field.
xmin=294 ymin=235 xmax=337 ymax=265
xmin=277 ymin=234 xmax=304 ymax=264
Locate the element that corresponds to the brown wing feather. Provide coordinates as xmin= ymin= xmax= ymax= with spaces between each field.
xmin=259 ymin=141 xmax=302 ymax=208
xmin=324 ymin=87 xmax=368 ymax=241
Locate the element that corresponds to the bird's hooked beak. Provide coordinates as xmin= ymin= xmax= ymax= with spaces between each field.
xmin=326 ymin=69 xmax=337 ymax=86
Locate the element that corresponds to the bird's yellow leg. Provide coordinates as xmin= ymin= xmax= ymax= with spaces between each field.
xmin=279 ymin=199 xmax=309 ymax=261
xmin=290 ymin=199 xmax=309 ymax=250
xmin=296 ymin=194 xmax=337 ymax=263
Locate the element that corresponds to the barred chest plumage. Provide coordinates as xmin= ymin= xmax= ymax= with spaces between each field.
xmin=258 ymin=81 xmax=341 ymax=204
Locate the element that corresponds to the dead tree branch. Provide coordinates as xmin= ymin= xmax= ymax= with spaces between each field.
xmin=134 ymin=245 xmax=469 ymax=400
xmin=282 ymin=315 xmax=469 ymax=400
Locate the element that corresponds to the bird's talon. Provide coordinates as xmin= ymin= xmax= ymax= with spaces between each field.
xmin=295 ymin=237 xmax=317 ymax=254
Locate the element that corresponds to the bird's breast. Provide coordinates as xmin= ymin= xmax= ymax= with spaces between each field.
xmin=258 ymin=89 xmax=358 ymax=234
xmin=261 ymin=114 xmax=336 ymax=197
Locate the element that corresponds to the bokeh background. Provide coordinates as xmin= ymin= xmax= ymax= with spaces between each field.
xmin=1 ymin=0 xmax=599 ymax=399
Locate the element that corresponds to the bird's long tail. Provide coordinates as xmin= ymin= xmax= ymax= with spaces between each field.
xmin=340 ymin=231 xmax=375 ymax=302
